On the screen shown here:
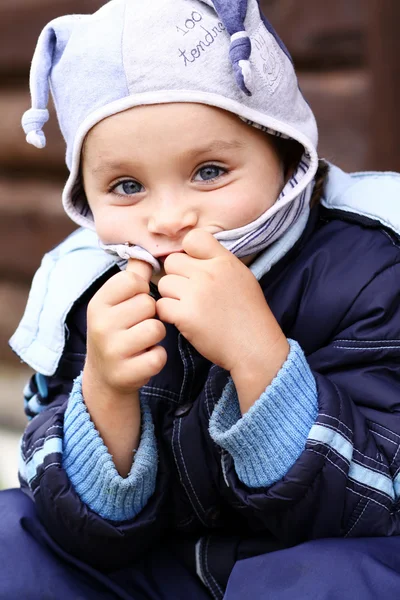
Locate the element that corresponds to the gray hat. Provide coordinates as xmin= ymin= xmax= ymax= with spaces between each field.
xmin=22 ymin=0 xmax=318 ymax=260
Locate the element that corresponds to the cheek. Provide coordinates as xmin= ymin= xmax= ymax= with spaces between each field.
xmin=239 ymin=192 xmax=274 ymax=222
xmin=92 ymin=206 xmax=142 ymax=244
xmin=216 ymin=185 xmax=276 ymax=229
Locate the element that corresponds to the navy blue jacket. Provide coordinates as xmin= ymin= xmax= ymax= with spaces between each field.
xmin=18 ymin=200 xmax=400 ymax=589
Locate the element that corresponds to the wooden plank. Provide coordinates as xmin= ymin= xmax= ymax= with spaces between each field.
xmin=260 ymin=0 xmax=367 ymax=67
xmin=0 ymin=178 xmax=76 ymax=279
xmin=0 ymin=0 xmax=104 ymax=75
xmin=299 ymin=70 xmax=371 ymax=172
xmin=0 ymin=88 xmax=66 ymax=174
xmin=367 ymin=0 xmax=400 ymax=171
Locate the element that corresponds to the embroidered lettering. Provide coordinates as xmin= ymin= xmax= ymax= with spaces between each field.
xmin=192 ymin=11 xmax=202 ymax=23
xmin=191 ymin=47 xmax=201 ymax=60
xmin=178 ymin=22 xmax=226 ymax=67
xmin=212 ymin=23 xmax=225 ymax=37
xmin=176 ymin=11 xmax=203 ymax=37
xmin=179 ymin=48 xmax=194 ymax=66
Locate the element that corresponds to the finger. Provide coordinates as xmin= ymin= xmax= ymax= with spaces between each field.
xmin=93 ymin=270 xmax=150 ymax=308
xmin=163 ymin=252 xmax=199 ymax=278
xmin=157 ymin=274 xmax=189 ymax=300
xmin=112 ymin=292 xmax=156 ymax=329
xmin=182 ymin=229 xmax=227 ymax=260
xmin=126 ymin=258 xmax=153 ymax=283
xmin=122 ymin=318 xmax=167 ymax=357
xmin=156 ymin=297 xmax=182 ymax=326
xmin=124 ymin=345 xmax=168 ymax=386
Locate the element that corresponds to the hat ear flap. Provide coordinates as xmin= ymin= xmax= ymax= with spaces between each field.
xmin=21 ymin=15 xmax=85 ymax=149
xmin=198 ymin=0 xmax=253 ymax=95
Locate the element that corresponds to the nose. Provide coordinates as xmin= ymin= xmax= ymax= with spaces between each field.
xmin=147 ymin=200 xmax=198 ymax=238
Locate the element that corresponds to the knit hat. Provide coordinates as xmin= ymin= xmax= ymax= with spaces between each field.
xmin=22 ymin=0 xmax=318 ymax=267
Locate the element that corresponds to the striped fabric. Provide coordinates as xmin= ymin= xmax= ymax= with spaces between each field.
xmin=23 ymin=373 xmax=51 ymax=420
xmin=307 ymin=423 xmax=400 ymax=503
xmin=225 ymin=154 xmax=313 ymax=258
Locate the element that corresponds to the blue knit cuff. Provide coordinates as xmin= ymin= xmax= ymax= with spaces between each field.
xmin=209 ymin=339 xmax=318 ymax=488
xmin=62 ymin=374 xmax=157 ymax=522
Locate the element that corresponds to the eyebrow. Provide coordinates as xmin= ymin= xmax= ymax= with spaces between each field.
xmin=89 ymin=160 xmax=140 ymax=177
xmin=185 ymin=139 xmax=246 ymax=159
xmin=89 ymin=139 xmax=246 ymax=176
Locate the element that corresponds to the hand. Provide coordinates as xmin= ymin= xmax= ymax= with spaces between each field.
xmin=84 ymin=258 xmax=167 ymax=397
xmin=156 ymin=230 xmax=288 ymax=388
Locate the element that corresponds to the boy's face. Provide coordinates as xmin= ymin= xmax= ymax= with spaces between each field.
xmin=82 ymin=103 xmax=284 ymax=281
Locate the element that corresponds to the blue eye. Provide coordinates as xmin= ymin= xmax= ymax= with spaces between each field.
xmin=113 ymin=180 xmax=144 ymax=195
xmin=194 ymin=165 xmax=227 ymax=182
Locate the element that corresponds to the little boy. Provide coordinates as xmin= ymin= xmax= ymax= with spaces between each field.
xmin=2 ymin=1 xmax=400 ymax=598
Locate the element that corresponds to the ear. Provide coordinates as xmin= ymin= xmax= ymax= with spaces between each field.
xmin=22 ymin=15 xmax=87 ymax=149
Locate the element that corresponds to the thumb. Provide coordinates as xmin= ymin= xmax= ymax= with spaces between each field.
xmin=126 ymin=258 xmax=153 ymax=283
xmin=183 ymin=229 xmax=228 ymax=260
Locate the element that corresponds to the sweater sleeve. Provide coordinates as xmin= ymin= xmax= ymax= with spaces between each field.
xmin=209 ymin=339 xmax=318 ymax=487
xmin=62 ymin=374 xmax=158 ymax=522
xmin=210 ymin=261 xmax=400 ymax=543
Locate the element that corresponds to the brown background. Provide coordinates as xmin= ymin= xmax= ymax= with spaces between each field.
xmin=0 ymin=0 xmax=395 ymax=367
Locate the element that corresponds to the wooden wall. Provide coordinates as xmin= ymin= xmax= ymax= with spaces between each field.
xmin=0 ymin=1 xmax=371 ymax=364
